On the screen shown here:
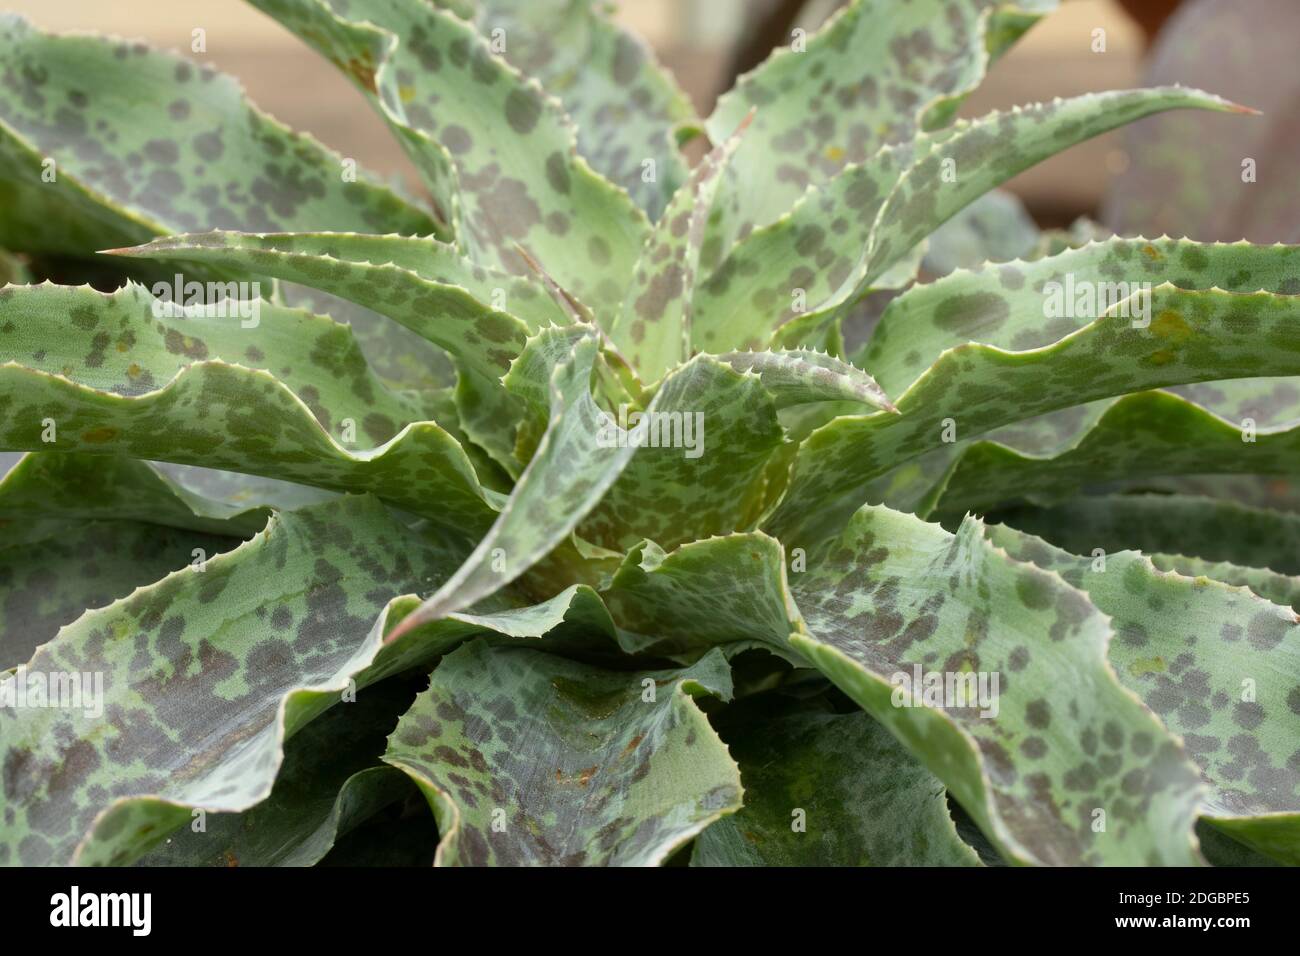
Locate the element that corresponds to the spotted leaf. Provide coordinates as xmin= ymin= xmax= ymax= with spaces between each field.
xmin=138 ymin=678 xmax=419 ymax=867
xmin=0 ymin=494 xmax=624 ymax=865
xmin=0 ymin=14 xmax=436 ymax=259
xmin=108 ymin=232 xmax=539 ymax=383
xmin=992 ymin=493 xmax=1300 ymax=579
xmin=767 ymin=282 xmax=1300 ymax=543
xmin=246 ymin=0 xmax=648 ymax=316
xmin=1146 ymin=554 xmax=1300 ymax=615
xmin=601 ymin=532 xmax=804 ymax=662
xmin=383 ymin=639 xmax=741 ymax=866
xmin=789 ymin=505 xmax=1206 ymax=865
xmin=694 ymin=90 xmax=1242 ymax=355
xmin=926 ymin=391 xmax=1300 ymax=523
xmin=988 ymin=523 xmax=1300 ymax=864
xmin=717 ymin=348 xmax=895 ymax=411
xmin=609 ymin=113 xmax=750 ymax=382
xmin=576 ymin=356 xmax=787 ymax=551
xmin=470 ymin=0 xmax=697 ymax=221
xmin=770 ymin=89 xmax=1253 ymax=350
xmin=704 ymin=0 xmax=1056 ymax=247
xmin=692 ymin=698 xmax=980 ymax=867
xmin=0 ymin=285 xmax=498 ymax=532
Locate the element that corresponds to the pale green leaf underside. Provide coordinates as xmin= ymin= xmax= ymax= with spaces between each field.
xmin=0 ymin=453 xmax=284 ymax=540
xmin=1149 ymin=553 xmax=1300 ymax=614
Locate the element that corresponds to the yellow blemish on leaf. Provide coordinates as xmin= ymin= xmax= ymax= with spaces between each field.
xmin=116 ymin=341 xmax=129 ymax=352
xmin=398 ymin=85 xmax=416 ymax=103
xmin=1148 ymin=349 xmax=1177 ymax=366
xmin=81 ymin=426 xmax=118 ymax=443
xmin=1141 ymin=243 xmax=1163 ymax=260
xmin=127 ymin=363 xmax=141 ymax=378
xmin=1151 ymin=310 xmax=1191 ymax=341
xmin=1128 ymin=656 xmax=1166 ymax=677
xmin=824 ymin=145 xmax=845 ymax=163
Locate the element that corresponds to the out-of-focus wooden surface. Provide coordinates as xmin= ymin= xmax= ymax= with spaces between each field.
xmin=3 ymin=0 xmax=1146 ymax=222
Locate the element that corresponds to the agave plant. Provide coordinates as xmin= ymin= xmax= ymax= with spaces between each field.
xmin=1 ymin=0 xmax=1297 ymax=868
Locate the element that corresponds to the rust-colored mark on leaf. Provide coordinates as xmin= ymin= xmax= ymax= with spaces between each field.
xmin=349 ymin=60 xmax=377 ymax=93
xmin=81 ymin=426 xmax=118 ymax=443
xmin=334 ymin=54 xmax=378 ymax=94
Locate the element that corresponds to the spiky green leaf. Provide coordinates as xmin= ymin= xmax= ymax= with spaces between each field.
xmin=0 ymin=15 xmax=435 ymax=258
xmin=246 ymin=0 xmax=647 ymax=315
xmin=989 ymin=523 xmax=1300 ymax=864
xmin=0 ymin=284 xmax=499 ymax=529
xmin=471 ymin=0 xmax=697 ymax=220
xmin=789 ymin=505 xmax=1205 ymax=865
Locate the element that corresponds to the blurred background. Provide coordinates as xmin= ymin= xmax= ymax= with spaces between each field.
xmin=5 ymin=0 xmax=1292 ymax=240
